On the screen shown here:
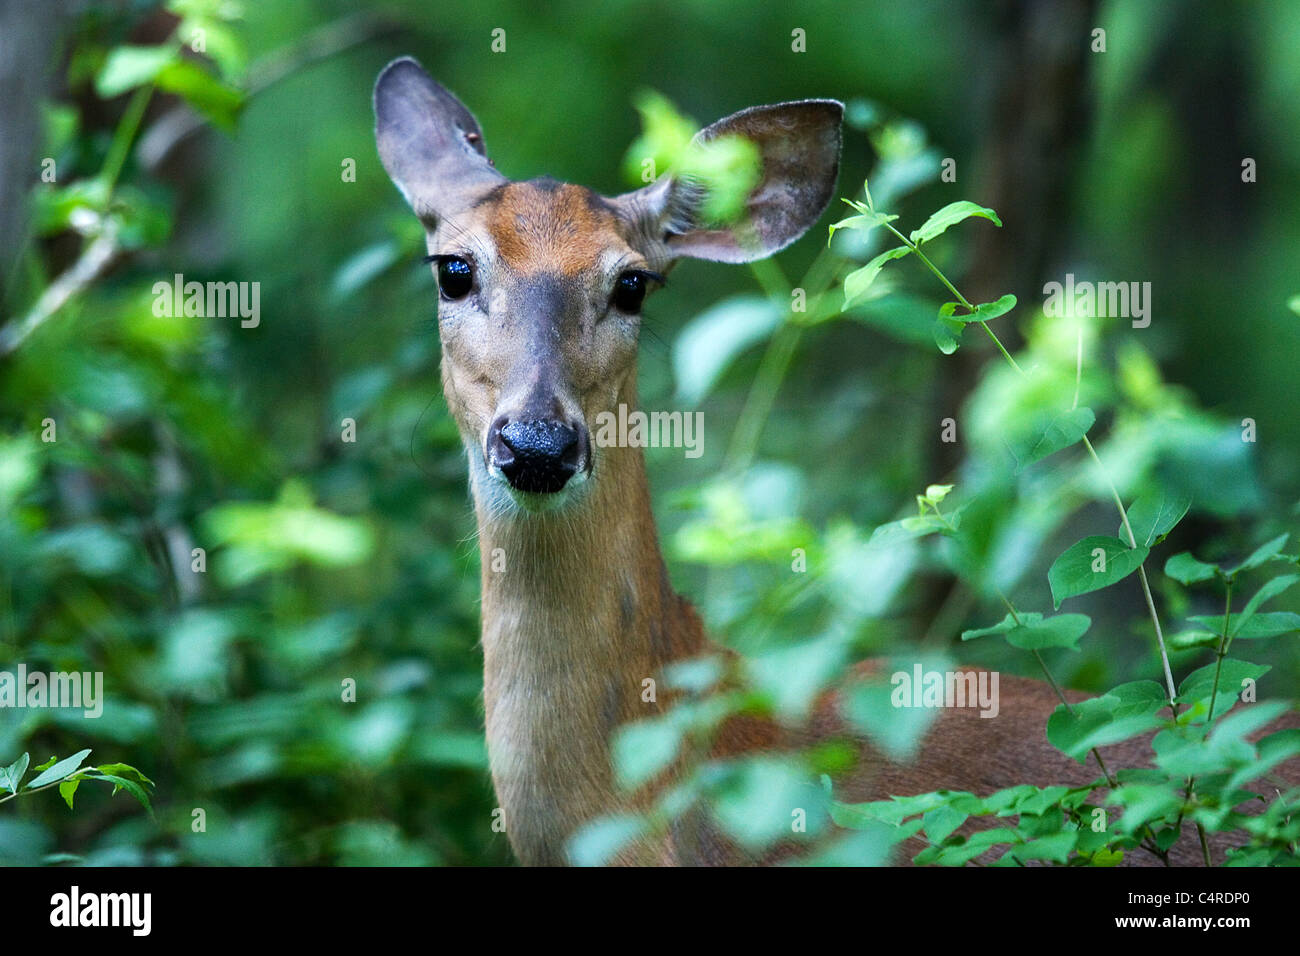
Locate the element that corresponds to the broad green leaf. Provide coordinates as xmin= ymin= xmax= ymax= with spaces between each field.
xmin=1234 ymin=574 xmax=1300 ymax=637
xmin=1002 ymin=831 xmax=1077 ymax=864
xmin=1122 ymin=490 xmax=1192 ymax=548
xmin=1109 ymin=784 xmax=1183 ymax=834
xmin=932 ymin=312 xmax=964 ymax=354
xmin=712 ymin=757 xmax=825 ymax=851
xmin=83 ymin=772 xmax=154 ymax=815
xmin=961 ymin=612 xmax=1091 ymax=651
xmin=92 ymin=762 xmax=156 ymax=786
xmin=611 ymin=717 xmax=683 ymax=791
xmin=156 ymin=59 xmax=244 ymax=132
xmin=1008 ymin=407 xmax=1095 ymax=473
xmin=1046 ymin=682 xmax=1168 ymax=762
xmin=865 ymin=512 xmax=955 ymax=549
xmin=1165 ymin=552 xmax=1219 ymax=586
xmin=59 ymin=778 xmax=80 ymax=810
xmin=1188 ymin=610 xmax=1300 ymax=641
xmin=26 ymin=749 xmax=92 ymax=790
xmin=1226 ymin=533 xmax=1290 ymax=577
xmin=566 ymin=814 xmax=648 ymax=866
xmin=921 ymin=805 xmax=968 ymax=844
xmin=0 ymin=753 xmax=29 ymax=794
xmin=967 ymin=294 xmax=1016 ymax=323
xmin=843 ymin=246 xmax=911 ymax=308
xmin=96 ymin=44 xmax=178 ymax=98
xmin=1227 ymin=728 xmax=1300 ymax=790
xmin=1048 ymin=536 xmax=1149 ymax=609
xmin=673 ymin=296 xmax=782 ymax=406
xmin=1177 ymin=659 xmax=1270 ymax=706
xmin=840 ymin=659 xmax=952 ymax=762
xmin=908 ymin=201 xmax=1002 ymax=245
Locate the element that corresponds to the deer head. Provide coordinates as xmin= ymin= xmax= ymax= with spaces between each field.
xmin=374 ymin=57 xmax=842 ymax=515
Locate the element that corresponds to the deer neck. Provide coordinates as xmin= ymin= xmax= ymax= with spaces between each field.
xmin=468 ymin=402 xmax=704 ymax=866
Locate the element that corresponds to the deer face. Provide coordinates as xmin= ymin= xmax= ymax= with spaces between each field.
xmin=374 ymin=58 xmax=842 ymax=513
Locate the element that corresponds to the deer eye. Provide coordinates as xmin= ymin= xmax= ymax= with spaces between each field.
xmin=434 ymin=256 xmax=473 ymax=300
xmin=611 ymin=270 xmax=661 ymax=314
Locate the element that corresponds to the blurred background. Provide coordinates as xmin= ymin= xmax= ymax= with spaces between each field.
xmin=1 ymin=0 xmax=1298 ymax=865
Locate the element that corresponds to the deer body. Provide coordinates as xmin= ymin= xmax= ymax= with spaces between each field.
xmin=374 ymin=58 xmax=1298 ymax=866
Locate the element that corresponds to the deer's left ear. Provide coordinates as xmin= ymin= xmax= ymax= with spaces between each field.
xmin=613 ymin=99 xmax=843 ymax=264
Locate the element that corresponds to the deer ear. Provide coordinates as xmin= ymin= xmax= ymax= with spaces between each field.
xmin=616 ymin=100 xmax=844 ymax=264
xmin=373 ymin=57 xmax=506 ymax=224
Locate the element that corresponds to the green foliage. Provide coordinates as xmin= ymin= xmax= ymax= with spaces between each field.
xmin=1 ymin=750 xmax=154 ymax=815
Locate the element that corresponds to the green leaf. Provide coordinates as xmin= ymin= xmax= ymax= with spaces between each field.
xmin=1008 ymin=407 xmax=1095 ymax=473
xmin=1165 ymin=552 xmax=1219 ymax=586
xmin=673 ymin=296 xmax=782 ymax=406
xmin=611 ymin=718 xmax=683 ymax=791
xmin=1003 ymin=831 xmax=1077 ymax=864
xmin=967 ymin=294 xmax=1017 ymax=323
xmin=932 ymin=311 xmax=964 ymax=354
xmin=1122 ymin=490 xmax=1192 ymax=548
xmin=1046 ymin=682 xmax=1168 ymax=762
xmin=1109 ymin=784 xmax=1183 ymax=834
xmin=1188 ymin=610 xmax=1300 ymax=641
xmin=31 ymin=756 xmax=57 ymax=773
xmin=827 ymin=210 xmax=898 ymax=243
xmin=59 ymin=778 xmax=80 ymax=810
xmin=961 ymin=612 xmax=1091 ymax=651
xmin=1048 ymin=536 xmax=1149 ymax=609
xmin=96 ymin=44 xmax=178 ymax=98
xmin=1177 ymin=659 xmax=1270 ymax=706
xmin=155 ymin=59 xmax=244 ymax=132
xmin=1234 ymin=574 xmax=1300 ymax=637
xmin=1224 ymin=611 xmax=1300 ymax=640
xmin=26 ymin=749 xmax=92 ymax=789
xmin=83 ymin=772 xmax=154 ymax=815
xmin=93 ymin=762 xmax=156 ymax=786
xmin=843 ymin=246 xmax=911 ymax=308
xmin=908 ymin=201 xmax=1002 ymax=245
xmin=921 ymin=805 xmax=968 ymax=844
xmin=566 ymin=814 xmax=648 ymax=866
xmin=865 ymin=512 xmax=955 ymax=549
xmin=1 ymin=753 xmax=29 ymax=794
xmin=1226 ymin=534 xmax=1290 ymax=577
xmin=1168 ymin=628 xmax=1221 ymax=651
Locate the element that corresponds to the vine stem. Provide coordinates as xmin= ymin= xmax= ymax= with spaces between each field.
xmin=881 ymin=221 xmax=1023 ymax=373
xmin=0 ymin=780 xmax=64 ymax=804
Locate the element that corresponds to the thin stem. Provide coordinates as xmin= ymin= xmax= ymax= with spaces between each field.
xmin=100 ymin=85 xmax=154 ymax=195
xmin=0 ymin=780 xmax=64 ymax=804
xmin=1072 ymin=320 xmax=1084 ymax=411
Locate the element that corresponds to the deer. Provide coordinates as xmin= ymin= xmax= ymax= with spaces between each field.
xmin=373 ymin=57 xmax=1300 ymax=867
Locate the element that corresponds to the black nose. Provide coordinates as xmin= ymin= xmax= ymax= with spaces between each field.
xmin=488 ymin=417 xmax=584 ymax=493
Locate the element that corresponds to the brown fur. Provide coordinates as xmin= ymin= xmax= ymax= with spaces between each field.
xmin=486 ymin=180 xmax=626 ymax=277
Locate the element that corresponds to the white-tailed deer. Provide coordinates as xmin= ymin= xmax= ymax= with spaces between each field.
xmin=373 ymin=57 xmax=1299 ymax=866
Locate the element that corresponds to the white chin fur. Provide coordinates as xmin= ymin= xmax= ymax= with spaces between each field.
xmin=478 ymin=457 xmax=591 ymax=514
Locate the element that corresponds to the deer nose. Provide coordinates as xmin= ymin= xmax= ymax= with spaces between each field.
xmin=487 ymin=417 xmax=585 ymax=493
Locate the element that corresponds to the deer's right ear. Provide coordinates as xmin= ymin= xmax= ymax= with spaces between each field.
xmin=373 ymin=57 xmax=506 ymax=224
xmin=612 ymin=99 xmax=844 ymax=265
